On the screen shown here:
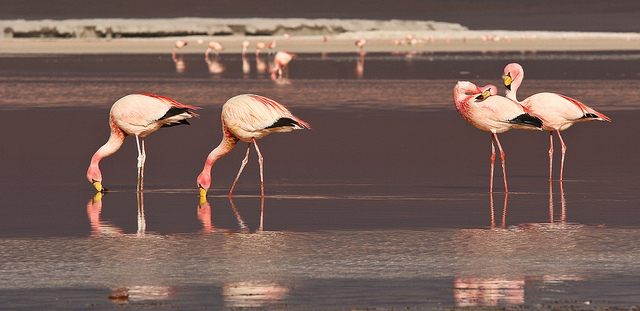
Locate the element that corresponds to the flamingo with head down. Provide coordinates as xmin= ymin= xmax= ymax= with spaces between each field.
xmin=453 ymin=81 xmax=543 ymax=193
xmin=197 ymin=94 xmax=310 ymax=197
xmin=502 ymin=63 xmax=611 ymax=181
xmin=87 ymin=93 xmax=200 ymax=192
xmin=271 ymin=51 xmax=297 ymax=79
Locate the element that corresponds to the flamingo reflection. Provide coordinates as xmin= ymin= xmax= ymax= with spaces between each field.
xmin=490 ymin=192 xmax=508 ymax=229
xmin=87 ymin=192 xmax=123 ymax=237
xmin=356 ymin=56 xmax=365 ymax=79
xmin=205 ymin=53 xmax=226 ymax=74
xmin=85 ymin=191 xmax=147 ymax=237
xmin=198 ymin=196 xmax=264 ymax=234
xmin=109 ymin=285 xmax=174 ymax=306
xmin=223 ymin=281 xmax=289 ymax=308
xmin=242 ymin=57 xmax=250 ymax=76
xmin=454 ymin=277 xmax=524 ymax=307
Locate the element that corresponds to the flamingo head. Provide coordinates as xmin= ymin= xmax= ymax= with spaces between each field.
xmin=87 ymin=165 xmax=106 ymax=192
xmin=476 ymin=84 xmax=497 ymax=100
xmin=502 ymin=62 xmax=523 ymax=90
xmin=197 ymin=171 xmax=211 ymax=197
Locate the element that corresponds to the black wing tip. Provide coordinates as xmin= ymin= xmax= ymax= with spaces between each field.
xmin=266 ymin=117 xmax=301 ymax=129
xmin=161 ymin=119 xmax=190 ymax=128
xmin=159 ymin=107 xmax=190 ymax=121
xmin=510 ymin=113 xmax=543 ymax=128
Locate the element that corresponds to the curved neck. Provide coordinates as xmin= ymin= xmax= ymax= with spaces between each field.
xmin=87 ymin=122 xmax=126 ymax=182
xmin=506 ymin=71 xmax=523 ymax=102
xmin=198 ymin=126 xmax=239 ymax=188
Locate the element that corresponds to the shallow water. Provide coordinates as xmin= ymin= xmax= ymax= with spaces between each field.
xmin=1 ymin=51 xmax=640 ymax=310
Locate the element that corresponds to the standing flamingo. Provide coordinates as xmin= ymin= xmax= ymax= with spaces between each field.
xmin=355 ymin=39 xmax=367 ymax=56
xmin=453 ymin=81 xmax=543 ymax=193
xmin=87 ymin=93 xmax=200 ymax=192
xmin=502 ymin=63 xmax=611 ymax=181
xmin=268 ymin=40 xmax=278 ymax=55
xmin=205 ymin=41 xmax=225 ymax=59
xmin=197 ymin=94 xmax=310 ymax=197
xmin=172 ymin=40 xmax=187 ymax=59
xmin=241 ymin=40 xmax=250 ymax=58
xmin=255 ymin=41 xmax=267 ymax=57
xmin=270 ymin=51 xmax=297 ymax=79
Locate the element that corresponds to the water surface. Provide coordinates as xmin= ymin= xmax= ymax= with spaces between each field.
xmin=1 ymin=51 xmax=639 ymax=310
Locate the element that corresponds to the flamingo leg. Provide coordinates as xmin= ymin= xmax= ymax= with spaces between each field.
xmin=556 ymin=130 xmax=567 ymax=181
xmin=549 ymin=131 xmax=554 ymax=181
xmin=490 ymin=135 xmax=496 ymax=193
xmin=252 ymin=138 xmax=265 ymax=197
xmin=229 ymin=143 xmax=252 ymax=197
xmin=135 ymin=136 xmax=146 ymax=192
xmin=492 ymin=133 xmax=508 ymax=193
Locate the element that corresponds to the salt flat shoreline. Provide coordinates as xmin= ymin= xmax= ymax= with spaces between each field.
xmin=2 ymin=30 xmax=640 ymax=55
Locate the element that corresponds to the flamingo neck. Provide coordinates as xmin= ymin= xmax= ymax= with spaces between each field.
xmin=87 ymin=124 xmax=126 ymax=182
xmin=197 ymin=127 xmax=238 ymax=189
xmin=506 ymin=71 xmax=523 ymax=102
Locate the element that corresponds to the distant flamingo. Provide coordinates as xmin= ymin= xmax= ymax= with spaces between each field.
xmin=205 ymin=41 xmax=224 ymax=58
xmin=172 ymin=40 xmax=187 ymax=59
xmin=453 ymin=81 xmax=543 ymax=193
xmin=268 ymin=40 xmax=278 ymax=55
xmin=355 ymin=39 xmax=367 ymax=56
xmin=255 ymin=41 xmax=266 ymax=57
xmin=502 ymin=63 xmax=611 ymax=181
xmin=197 ymin=94 xmax=310 ymax=197
xmin=87 ymin=93 xmax=200 ymax=192
xmin=241 ymin=40 xmax=250 ymax=58
xmin=271 ymin=51 xmax=297 ymax=79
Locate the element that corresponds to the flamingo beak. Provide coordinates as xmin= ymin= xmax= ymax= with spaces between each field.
xmin=92 ymin=181 xmax=107 ymax=192
xmin=199 ymin=187 xmax=208 ymax=197
xmin=502 ymin=74 xmax=512 ymax=90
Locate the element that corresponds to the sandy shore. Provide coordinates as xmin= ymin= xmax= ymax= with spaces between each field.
xmin=1 ymin=30 xmax=640 ymax=55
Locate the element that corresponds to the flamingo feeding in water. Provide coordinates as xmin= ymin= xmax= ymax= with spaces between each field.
xmin=355 ymin=39 xmax=367 ymax=56
xmin=87 ymin=93 xmax=200 ymax=192
xmin=172 ymin=40 xmax=187 ymax=59
xmin=271 ymin=51 xmax=297 ymax=79
xmin=196 ymin=94 xmax=310 ymax=197
xmin=205 ymin=41 xmax=224 ymax=58
xmin=453 ymin=81 xmax=543 ymax=193
xmin=255 ymin=41 xmax=267 ymax=57
xmin=502 ymin=63 xmax=611 ymax=181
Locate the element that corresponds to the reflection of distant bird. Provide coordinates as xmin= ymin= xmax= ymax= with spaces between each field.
xmin=255 ymin=41 xmax=266 ymax=57
xmin=355 ymin=39 xmax=367 ymax=56
xmin=87 ymin=93 xmax=200 ymax=192
xmin=205 ymin=41 xmax=224 ymax=58
xmin=356 ymin=56 xmax=364 ymax=79
xmin=503 ymin=63 xmax=611 ymax=181
xmin=271 ymin=51 xmax=296 ymax=79
xmin=453 ymin=81 xmax=543 ymax=193
xmin=197 ymin=94 xmax=310 ymax=197
xmin=205 ymin=56 xmax=226 ymax=74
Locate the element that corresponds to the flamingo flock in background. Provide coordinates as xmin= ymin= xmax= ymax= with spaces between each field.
xmin=87 ymin=93 xmax=200 ymax=192
xmin=502 ymin=63 xmax=611 ymax=181
xmin=453 ymin=81 xmax=543 ymax=193
xmin=197 ymin=94 xmax=310 ymax=197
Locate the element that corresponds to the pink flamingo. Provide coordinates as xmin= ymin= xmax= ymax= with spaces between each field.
xmin=87 ymin=93 xmax=200 ymax=192
xmin=205 ymin=41 xmax=224 ymax=59
xmin=355 ymin=39 xmax=367 ymax=56
xmin=172 ymin=40 xmax=187 ymax=59
xmin=270 ymin=51 xmax=297 ymax=79
xmin=241 ymin=40 xmax=250 ymax=58
xmin=502 ymin=63 xmax=611 ymax=181
xmin=453 ymin=81 xmax=543 ymax=193
xmin=268 ymin=40 xmax=277 ymax=52
xmin=196 ymin=94 xmax=310 ymax=197
xmin=255 ymin=41 xmax=266 ymax=57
